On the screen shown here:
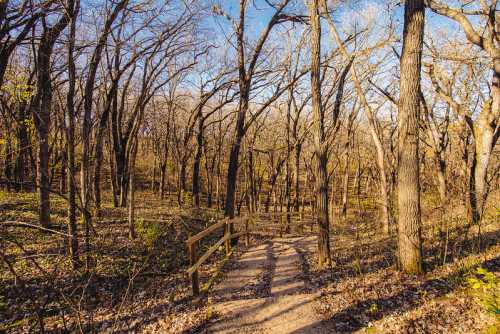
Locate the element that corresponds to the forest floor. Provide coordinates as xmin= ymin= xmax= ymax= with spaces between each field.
xmin=145 ymin=196 xmax=499 ymax=333
xmin=0 ymin=189 xmax=499 ymax=333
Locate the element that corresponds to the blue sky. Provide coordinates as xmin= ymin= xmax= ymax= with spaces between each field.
xmin=176 ymin=0 xmax=491 ymax=110
xmin=205 ymin=0 xmax=466 ymax=50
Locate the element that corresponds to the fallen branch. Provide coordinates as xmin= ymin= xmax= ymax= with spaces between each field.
xmin=0 ymin=221 xmax=72 ymax=237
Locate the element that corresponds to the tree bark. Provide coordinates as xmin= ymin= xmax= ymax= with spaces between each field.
xmin=309 ymin=0 xmax=331 ymax=267
xmin=341 ymin=150 xmax=350 ymax=218
xmin=32 ymin=9 xmax=71 ymax=227
xmin=128 ymin=140 xmax=138 ymax=240
xmin=65 ymin=0 xmax=80 ymax=268
xmin=192 ymin=110 xmax=204 ymax=207
xmin=93 ymin=83 xmax=118 ymax=211
xmin=14 ymin=104 xmax=30 ymax=191
xmin=293 ymin=142 xmax=302 ymax=212
xmin=435 ymin=155 xmax=447 ymax=204
xmin=285 ymin=97 xmax=292 ymax=232
xmin=108 ymin=128 xmax=119 ymax=207
xmin=160 ymin=138 xmax=169 ymax=200
xmin=397 ymin=0 xmax=424 ymax=274
xmin=246 ymin=148 xmax=256 ymax=213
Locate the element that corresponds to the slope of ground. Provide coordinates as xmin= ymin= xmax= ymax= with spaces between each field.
xmin=1 ymin=189 xmax=498 ymax=333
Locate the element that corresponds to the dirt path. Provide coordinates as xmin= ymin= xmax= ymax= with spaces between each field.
xmin=207 ymin=236 xmax=335 ymax=334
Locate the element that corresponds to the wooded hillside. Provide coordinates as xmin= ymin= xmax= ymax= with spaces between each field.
xmin=0 ymin=0 xmax=498 ymax=333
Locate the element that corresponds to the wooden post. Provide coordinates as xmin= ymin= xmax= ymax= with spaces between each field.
xmin=188 ymin=243 xmax=199 ymax=296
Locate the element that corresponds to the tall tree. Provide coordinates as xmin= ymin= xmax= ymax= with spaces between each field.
xmin=222 ymin=0 xmax=292 ymax=220
xmin=80 ymin=0 xmax=128 ymax=268
xmin=32 ymin=2 xmax=71 ymax=227
xmin=322 ymin=0 xmax=394 ymax=234
xmin=424 ymin=0 xmax=499 ymax=226
xmin=397 ymin=0 xmax=425 ymax=274
xmin=65 ymin=0 xmax=80 ymax=269
xmin=309 ymin=0 xmax=331 ymax=267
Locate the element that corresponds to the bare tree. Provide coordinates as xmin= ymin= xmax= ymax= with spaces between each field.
xmin=397 ymin=0 xmax=425 ymax=274
xmin=219 ymin=0 xmax=293 ymax=220
xmin=65 ymin=0 xmax=80 ymax=269
xmin=424 ymin=0 xmax=499 ymax=225
xmin=322 ymin=0 xmax=394 ymax=234
xmin=309 ymin=0 xmax=331 ymax=267
xmin=80 ymin=0 xmax=128 ymax=268
xmin=32 ymin=1 xmax=72 ymax=227
xmin=0 ymin=0 xmax=42 ymax=87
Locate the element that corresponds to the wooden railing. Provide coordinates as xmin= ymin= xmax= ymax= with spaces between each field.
xmin=185 ymin=216 xmax=248 ymax=295
xmin=185 ymin=211 xmax=315 ymax=296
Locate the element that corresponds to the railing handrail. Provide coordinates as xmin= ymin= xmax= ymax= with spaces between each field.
xmin=185 ymin=219 xmax=228 ymax=246
xmin=187 ymin=230 xmax=245 ymax=275
xmin=186 ymin=211 xmax=315 ymax=296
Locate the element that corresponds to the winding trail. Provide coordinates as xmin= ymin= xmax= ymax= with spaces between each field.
xmin=207 ymin=236 xmax=335 ymax=334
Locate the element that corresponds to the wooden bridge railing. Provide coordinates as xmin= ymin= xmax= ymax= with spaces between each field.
xmin=185 ymin=216 xmax=248 ymax=296
xmin=185 ymin=211 xmax=315 ymax=296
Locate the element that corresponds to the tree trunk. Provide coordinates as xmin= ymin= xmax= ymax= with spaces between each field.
xmin=14 ymin=105 xmax=30 ymax=191
xmin=180 ymin=160 xmax=187 ymax=192
xmin=192 ymin=113 xmax=203 ymax=207
xmin=205 ymin=154 xmax=213 ymax=208
xmin=37 ymin=145 xmax=50 ymax=227
xmin=309 ymin=0 xmax=331 ymax=267
xmin=323 ymin=5 xmax=391 ymax=235
xmin=4 ymin=132 xmax=13 ymax=191
xmin=84 ymin=0 xmax=128 ymax=215
xmin=93 ymin=140 xmax=104 ymax=212
xmin=151 ymin=143 xmax=157 ymax=192
xmin=160 ymin=162 xmax=167 ymax=200
xmin=245 ymin=147 xmax=258 ymax=213
xmin=397 ymin=0 xmax=424 ymax=274
xmin=160 ymin=139 xmax=169 ymax=200
xmin=285 ymin=103 xmax=292 ymax=232
xmin=377 ymin=149 xmax=391 ymax=234
xmin=341 ymin=147 xmax=350 ymax=218
xmin=435 ymin=155 xmax=447 ymax=205
xmin=224 ymin=86 xmax=248 ymax=247
xmin=293 ymin=142 xmax=301 ymax=212
xmin=118 ymin=152 xmax=128 ymax=207
xmin=265 ymin=165 xmax=283 ymax=213
xmin=329 ymin=174 xmax=335 ymax=222
xmin=128 ymin=140 xmax=138 ymax=240
xmin=93 ymin=92 xmax=115 ymax=211
xmin=93 ymin=127 xmax=106 ymax=212
xmin=65 ymin=0 xmax=80 ymax=268
xmin=470 ymin=113 xmax=496 ymax=225
xmin=108 ymin=131 xmax=119 ymax=207
xmin=225 ymin=137 xmax=242 ymax=219
xmin=34 ymin=41 xmax=60 ymax=228
xmin=59 ymin=146 xmax=66 ymax=194
xmin=33 ymin=55 xmax=55 ymax=225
